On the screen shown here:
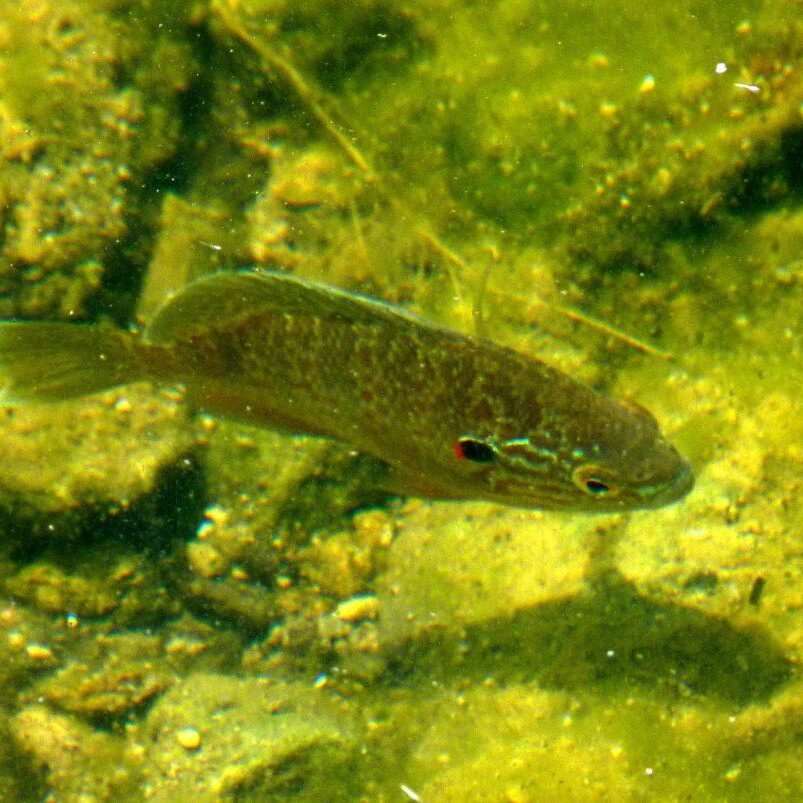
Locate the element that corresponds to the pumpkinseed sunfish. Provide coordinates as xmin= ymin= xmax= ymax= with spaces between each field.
xmin=0 ymin=270 xmax=693 ymax=511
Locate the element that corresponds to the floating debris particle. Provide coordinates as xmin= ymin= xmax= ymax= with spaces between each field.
xmin=7 ymin=632 xmax=25 ymax=649
xmin=588 ymin=52 xmax=609 ymax=70
xmin=401 ymin=783 xmax=422 ymax=801
xmin=599 ymin=100 xmax=618 ymax=118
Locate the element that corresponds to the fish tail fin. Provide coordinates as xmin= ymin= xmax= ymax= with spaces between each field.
xmin=0 ymin=322 xmax=146 ymax=403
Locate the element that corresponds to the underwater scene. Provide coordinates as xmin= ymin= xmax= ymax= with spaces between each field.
xmin=0 ymin=0 xmax=801 ymax=799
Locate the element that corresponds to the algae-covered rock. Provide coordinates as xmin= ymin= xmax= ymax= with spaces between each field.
xmin=5 ymin=550 xmax=182 ymax=629
xmin=6 ymin=563 xmax=119 ymax=618
xmin=11 ymin=703 xmax=132 ymax=800
xmin=26 ymin=618 xmax=243 ymax=721
xmin=297 ymin=509 xmax=395 ymax=599
xmin=408 ymin=686 xmax=640 ymax=802
xmin=0 ymin=596 xmax=63 ymax=694
xmin=397 ymin=681 xmax=803 ymax=802
xmin=182 ymin=568 xmax=280 ymax=633
xmin=179 ymin=422 xmax=393 ymax=634
xmin=392 ymin=677 xmax=803 ymax=801
xmin=201 ymin=424 xmax=390 ymax=545
xmin=0 ymin=0 xmax=193 ymax=319
xmin=141 ymin=672 xmax=360 ymax=801
xmin=377 ymin=501 xmax=591 ymax=647
xmin=562 ymin=77 xmax=803 ymax=275
xmin=0 ymin=715 xmax=40 ymax=800
xmin=615 ymin=361 xmax=803 ymax=663
xmin=0 ymin=385 xmax=192 ymax=534
xmin=29 ymin=632 xmax=174 ymax=719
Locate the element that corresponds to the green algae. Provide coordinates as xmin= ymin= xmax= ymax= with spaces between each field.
xmin=0 ymin=1 xmax=194 ymax=320
xmin=0 ymin=0 xmax=801 ymax=800
xmin=141 ymin=673 xmax=360 ymax=800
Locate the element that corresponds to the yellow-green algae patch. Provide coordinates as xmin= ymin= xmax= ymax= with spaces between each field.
xmin=140 ymin=673 xmax=360 ymax=800
xmin=0 ymin=0 xmax=193 ymax=319
xmin=0 ymin=386 xmax=191 ymax=523
xmin=0 ymin=0 xmax=803 ymax=800
xmin=402 ymin=685 xmax=803 ymax=800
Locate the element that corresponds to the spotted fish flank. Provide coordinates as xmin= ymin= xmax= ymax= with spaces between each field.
xmin=0 ymin=270 xmax=693 ymax=511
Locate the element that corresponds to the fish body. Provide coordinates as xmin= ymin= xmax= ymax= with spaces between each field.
xmin=0 ymin=270 xmax=693 ymax=511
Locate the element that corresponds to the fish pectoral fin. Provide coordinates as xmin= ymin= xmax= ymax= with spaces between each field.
xmin=183 ymin=382 xmax=332 ymax=434
xmin=378 ymin=465 xmax=456 ymax=500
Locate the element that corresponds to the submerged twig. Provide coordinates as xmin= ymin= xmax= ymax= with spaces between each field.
xmin=213 ymin=3 xmax=373 ymax=175
xmin=549 ymin=303 xmax=675 ymax=362
xmin=489 ymin=288 xmax=675 ymax=362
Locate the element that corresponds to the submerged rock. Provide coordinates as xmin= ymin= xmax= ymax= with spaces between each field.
xmin=29 ymin=632 xmax=174 ymax=719
xmin=12 ymin=704 xmax=131 ymax=800
xmin=140 ymin=672 xmax=360 ymax=801
xmin=0 ymin=386 xmax=193 ymax=537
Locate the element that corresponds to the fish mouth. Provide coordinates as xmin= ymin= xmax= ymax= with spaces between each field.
xmin=639 ymin=456 xmax=695 ymax=507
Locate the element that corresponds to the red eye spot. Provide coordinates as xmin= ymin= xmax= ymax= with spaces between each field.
xmin=454 ymin=437 xmax=496 ymax=463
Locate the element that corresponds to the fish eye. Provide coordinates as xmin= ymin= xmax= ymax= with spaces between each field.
xmin=585 ymin=478 xmax=610 ymax=495
xmin=454 ymin=437 xmax=496 ymax=463
xmin=572 ymin=464 xmax=622 ymax=497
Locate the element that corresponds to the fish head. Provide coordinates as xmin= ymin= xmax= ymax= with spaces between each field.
xmin=449 ymin=395 xmax=694 ymax=512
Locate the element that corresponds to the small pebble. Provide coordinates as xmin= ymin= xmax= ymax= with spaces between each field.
xmin=599 ymin=100 xmax=618 ymax=118
xmin=25 ymin=644 xmax=54 ymax=661
xmin=176 ymin=727 xmax=201 ymax=750
xmin=638 ymin=74 xmax=656 ymax=94
xmin=186 ymin=541 xmax=227 ymax=579
xmin=7 ymin=631 xmax=24 ymax=649
xmin=230 ymin=566 xmax=249 ymax=582
xmin=335 ymin=595 xmax=379 ymax=622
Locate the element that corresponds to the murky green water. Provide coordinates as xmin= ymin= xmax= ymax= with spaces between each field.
xmin=0 ymin=1 xmax=801 ymax=800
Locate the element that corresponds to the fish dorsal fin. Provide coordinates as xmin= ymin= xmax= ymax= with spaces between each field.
xmin=145 ymin=269 xmax=432 ymax=345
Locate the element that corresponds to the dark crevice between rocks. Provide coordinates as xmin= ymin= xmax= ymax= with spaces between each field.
xmin=726 ymin=125 xmax=803 ymax=216
xmin=87 ymin=22 xmax=227 ymax=327
xmin=3 ymin=448 xmax=208 ymax=567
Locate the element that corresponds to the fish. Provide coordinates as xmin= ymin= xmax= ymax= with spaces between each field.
xmin=0 ymin=269 xmax=693 ymax=511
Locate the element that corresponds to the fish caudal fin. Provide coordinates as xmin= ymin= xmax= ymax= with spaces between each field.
xmin=0 ymin=322 xmax=144 ymax=403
